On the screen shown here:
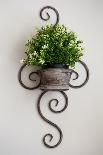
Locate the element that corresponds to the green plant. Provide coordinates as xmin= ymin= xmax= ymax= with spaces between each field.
xmin=21 ymin=24 xmax=84 ymax=67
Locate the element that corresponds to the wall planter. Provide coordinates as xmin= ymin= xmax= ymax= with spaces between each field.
xmin=39 ymin=64 xmax=71 ymax=90
xmin=18 ymin=6 xmax=89 ymax=148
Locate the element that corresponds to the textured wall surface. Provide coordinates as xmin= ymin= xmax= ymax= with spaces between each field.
xmin=0 ymin=0 xmax=103 ymax=155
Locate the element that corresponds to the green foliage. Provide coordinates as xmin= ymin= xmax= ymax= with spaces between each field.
xmin=22 ymin=24 xmax=84 ymax=67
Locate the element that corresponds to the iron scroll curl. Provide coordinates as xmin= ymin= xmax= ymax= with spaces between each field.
xmin=18 ymin=64 xmax=40 ymax=90
xmin=40 ymin=6 xmax=59 ymax=26
xmin=37 ymin=91 xmax=68 ymax=148
xmin=69 ymin=60 xmax=89 ymax=88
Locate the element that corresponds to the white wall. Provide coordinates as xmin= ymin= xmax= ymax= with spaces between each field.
xmin=0 ymin=0 xmax=103 ymax=155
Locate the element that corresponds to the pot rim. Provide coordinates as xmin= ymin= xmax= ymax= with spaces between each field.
xmin=43 ymin=63 xmax=69 ymax=69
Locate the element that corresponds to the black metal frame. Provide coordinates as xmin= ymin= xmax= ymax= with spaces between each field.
xmin=18 ymin=6 xmax=89 ymax=148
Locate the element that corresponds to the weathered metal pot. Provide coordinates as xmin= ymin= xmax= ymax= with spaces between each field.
xmin=38 ymin=64 xmax=72 ymax=90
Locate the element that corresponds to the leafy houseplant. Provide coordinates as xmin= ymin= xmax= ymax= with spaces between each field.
xmin=22 ymin=24 xmax=83 ymax=67
xmin=21 ymin=24 xmax=84 ymax=90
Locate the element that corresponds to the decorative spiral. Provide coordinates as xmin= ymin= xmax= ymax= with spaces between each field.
xmin=37 ymin=91 xmax=68 ymax=148
xmin=18 ymin=64 xmax=40 ymax=90
xmin=69 ymin=60 xmax=89 ymax=88
xmin=40 ymin=6 xmax=59 ymax=26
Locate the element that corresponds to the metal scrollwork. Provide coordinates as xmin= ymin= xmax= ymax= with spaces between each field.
xmin=18 ymin=6 xmax=89 ymax=149
xmin=37 ymin=91 xmax=68 ymax=148
xmin=40 ymin=6 xmax=59 ymax=26
xmin=69 ymin=60 xmax=89 ymax=88
xmin=18 ymin=64 xmax=40 ymax=90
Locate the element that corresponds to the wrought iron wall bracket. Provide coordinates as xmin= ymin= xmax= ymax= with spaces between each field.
xmin=18 ymin=6 xmax=89 ymax=148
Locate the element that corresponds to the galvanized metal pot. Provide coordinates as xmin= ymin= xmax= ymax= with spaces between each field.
xmin=38 ymin=64 xmax=72 ymax=90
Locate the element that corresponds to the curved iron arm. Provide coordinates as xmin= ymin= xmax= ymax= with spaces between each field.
xmin=40 ymin=6 xmax=59 ymax=26
xmin=69 ymin=60 xmax=89 ymax=88
xmin=37 ymin=91 xmax=68 ymax=148
xmin=18 ymin=64 xmax=40 ymax=90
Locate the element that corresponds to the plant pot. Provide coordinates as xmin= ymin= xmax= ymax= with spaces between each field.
xmin=39 ymin=64 xmax=72 ymax=90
